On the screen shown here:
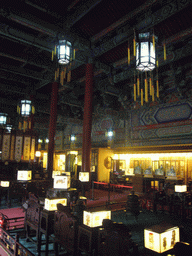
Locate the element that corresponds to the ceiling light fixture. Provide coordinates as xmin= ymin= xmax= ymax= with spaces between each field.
xmin=51 ymin=39 xmax=75 ymax=85
xmin=129 ymin=30 xmax=159 ymax=106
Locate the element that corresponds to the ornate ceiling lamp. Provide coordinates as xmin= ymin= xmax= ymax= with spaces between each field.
xmin=0 ymin=113 xmax=8 ymax=127
xmin=17 ymin=99 xmax=35 ymax=131
xmin=129 ymin=30 xmax=159 ymax=106
xmin=51 ymin=39 xmax=75 ymax=85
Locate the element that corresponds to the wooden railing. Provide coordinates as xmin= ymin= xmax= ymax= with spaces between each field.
xmin=0 ymin=227 xmax=34 ymax=256
xmin=6 ymin=217 xmax=25 ymax=231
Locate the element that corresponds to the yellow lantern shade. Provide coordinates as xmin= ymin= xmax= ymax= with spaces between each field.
xmin=53 ymin=175 xmax=71 ymax=189
xmin=17 ymin=170 xmax=32 ymax=181
xmin=44 ymin=198 xmax=67 ymax=211
xmin=1 ymin=181 xmax=10 ymax=187
xmin=175 ymin=185 xmax=187 ymax=193
xmin=144 ymin=224 xmax=179 ymax=253
xmin=83 ymin=210 xmax=111 ymax=227
xmin=79 ymin=172 xmax=89 ymax=182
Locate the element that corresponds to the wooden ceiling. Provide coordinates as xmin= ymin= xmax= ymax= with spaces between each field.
xmin=0 ymin=0 xmax=192 ymax=133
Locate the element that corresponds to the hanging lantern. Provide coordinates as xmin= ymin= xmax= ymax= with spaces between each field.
xmin=0 ymin=113 xmax=8 ymax=126
xmin=57 ymin=40 xmax=72 ymax=65
xmin=17 ymin=100 xmax=35 ymax=117
xmin=136 ymin=32 xmax=156 ymax=72
xmin=6 ymin=124 xmax=12 ymax=133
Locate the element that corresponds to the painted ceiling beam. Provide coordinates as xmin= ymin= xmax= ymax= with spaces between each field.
xmin=24 ymin=0 xmax=63 ymax=20
xmin=0 ymin=63 xmax=53 ymax=81
xmin=64 ymin=0 xmax=102 ymax=28
xmin=0 ymin=72 xmax=31 ymax=86
xmin=0 ymin=83 xmax=28 ymax=95
xmin=61 ymin=0 xmax=192 ymax=73
xmin=91 ymin=0 xmax=158 ymax=42
xmin=0 ymin=51 xmax=53 ymax=71
xmin=1 ymin=7 xmax=90 ymax=50
xmin=0 ymin=22 xmax=54 ymax=52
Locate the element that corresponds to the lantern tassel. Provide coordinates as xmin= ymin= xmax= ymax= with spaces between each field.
xmin=137 ymin=76 xmax=140 ymax=96
xmin=156 ymin=80 xmax=159 ymax=98
xmin=28 ymin=120 xmax=31 ymax=130
xmin=141 ymin=89 xmax=143 ymax=106
xmin=73 ymin=49 xmax=76 ymax=60
xmin=133 ymin=38 xmax=136 ymax=57
xmin=134 ymin=83 xmax=136 ymax=101
xmin=152 ymin=85 xmax=155 ymax=101
xmin=145 ymin=78 xmax=148 ymax=102
xmin=164 ymin=42 xmax=166 ymax=60
xmin=149 ymin=77 xmax=152 ymax=96
xmin=128 ymin=46 xmax=130 ymax=65
xmin=60 ymin=70 xmax=63 ymax=85
xmin=18 ymin=121 xmax=22 ymax=130
xmin=64 ymin=67 xmax=67 ymax=79
xmin=152 ymin=34 xmax=155 ymax=50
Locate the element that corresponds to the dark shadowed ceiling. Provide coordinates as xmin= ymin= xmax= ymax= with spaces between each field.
xmin=0 ymin=0 xmax=192 ymax=135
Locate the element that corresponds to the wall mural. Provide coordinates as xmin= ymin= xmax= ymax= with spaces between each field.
xmin=131 ymin=99 xmax=192 ymax=144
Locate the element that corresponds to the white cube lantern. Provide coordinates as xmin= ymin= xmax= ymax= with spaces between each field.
xmin=175 ymin=185 xmax=187 ymax=193
xmin=17 ymin=170 xmax=32 ymax=181
xmin=79 ymin=172 xmax=89 ymax=182
xmin=83 ymin=210 xmax=111 ymax=228
xmin=54 ymin=175 xmax=70 ymax=189
xmin=144 ymin=224 xmax=179 ymax=253
xmin=44 ymin=198 xmax=67 ymax=211
xmin=1 ymin=181 xmax=10 ymax=187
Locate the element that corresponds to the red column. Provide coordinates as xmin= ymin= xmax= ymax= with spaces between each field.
xmin=82 ymin=63 xmax=94 ymax=177
xmin=47 ymin=81 xmax=59 ymax=180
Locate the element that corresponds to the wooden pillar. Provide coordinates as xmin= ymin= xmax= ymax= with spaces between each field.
xmin=47 ymin=81 xmax=59 ymax=180
xmin=82 ymin=62 xmax=94 ymax=177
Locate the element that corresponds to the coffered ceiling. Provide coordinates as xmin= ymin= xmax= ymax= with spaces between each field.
xmin=0 ymin=0 xmax=192 ymax=133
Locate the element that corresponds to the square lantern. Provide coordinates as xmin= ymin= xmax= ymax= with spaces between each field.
xmin=53 ymin=175 xmax=71 ymax=189
xmin=44 ymin=198 xmax=67 ymax=211
xmin=79 ymin=172 xmax=89 ymax=182
xmin=175 ymin=185 xmax=187 ymax=193
xmin=1 ymin=181 xmax=10 ymax=187
xmin=136 ymin=32 xmax=156 ymax=72
xmin=17 ymin=170 xmax=32 ymax=181
xmin=83 ymin=210 xmax=111 ymax=228
xmin=57 ymin=40 xmax=72 ymax=65
xmin=144 ymin=224 xmax=179 ymax=253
